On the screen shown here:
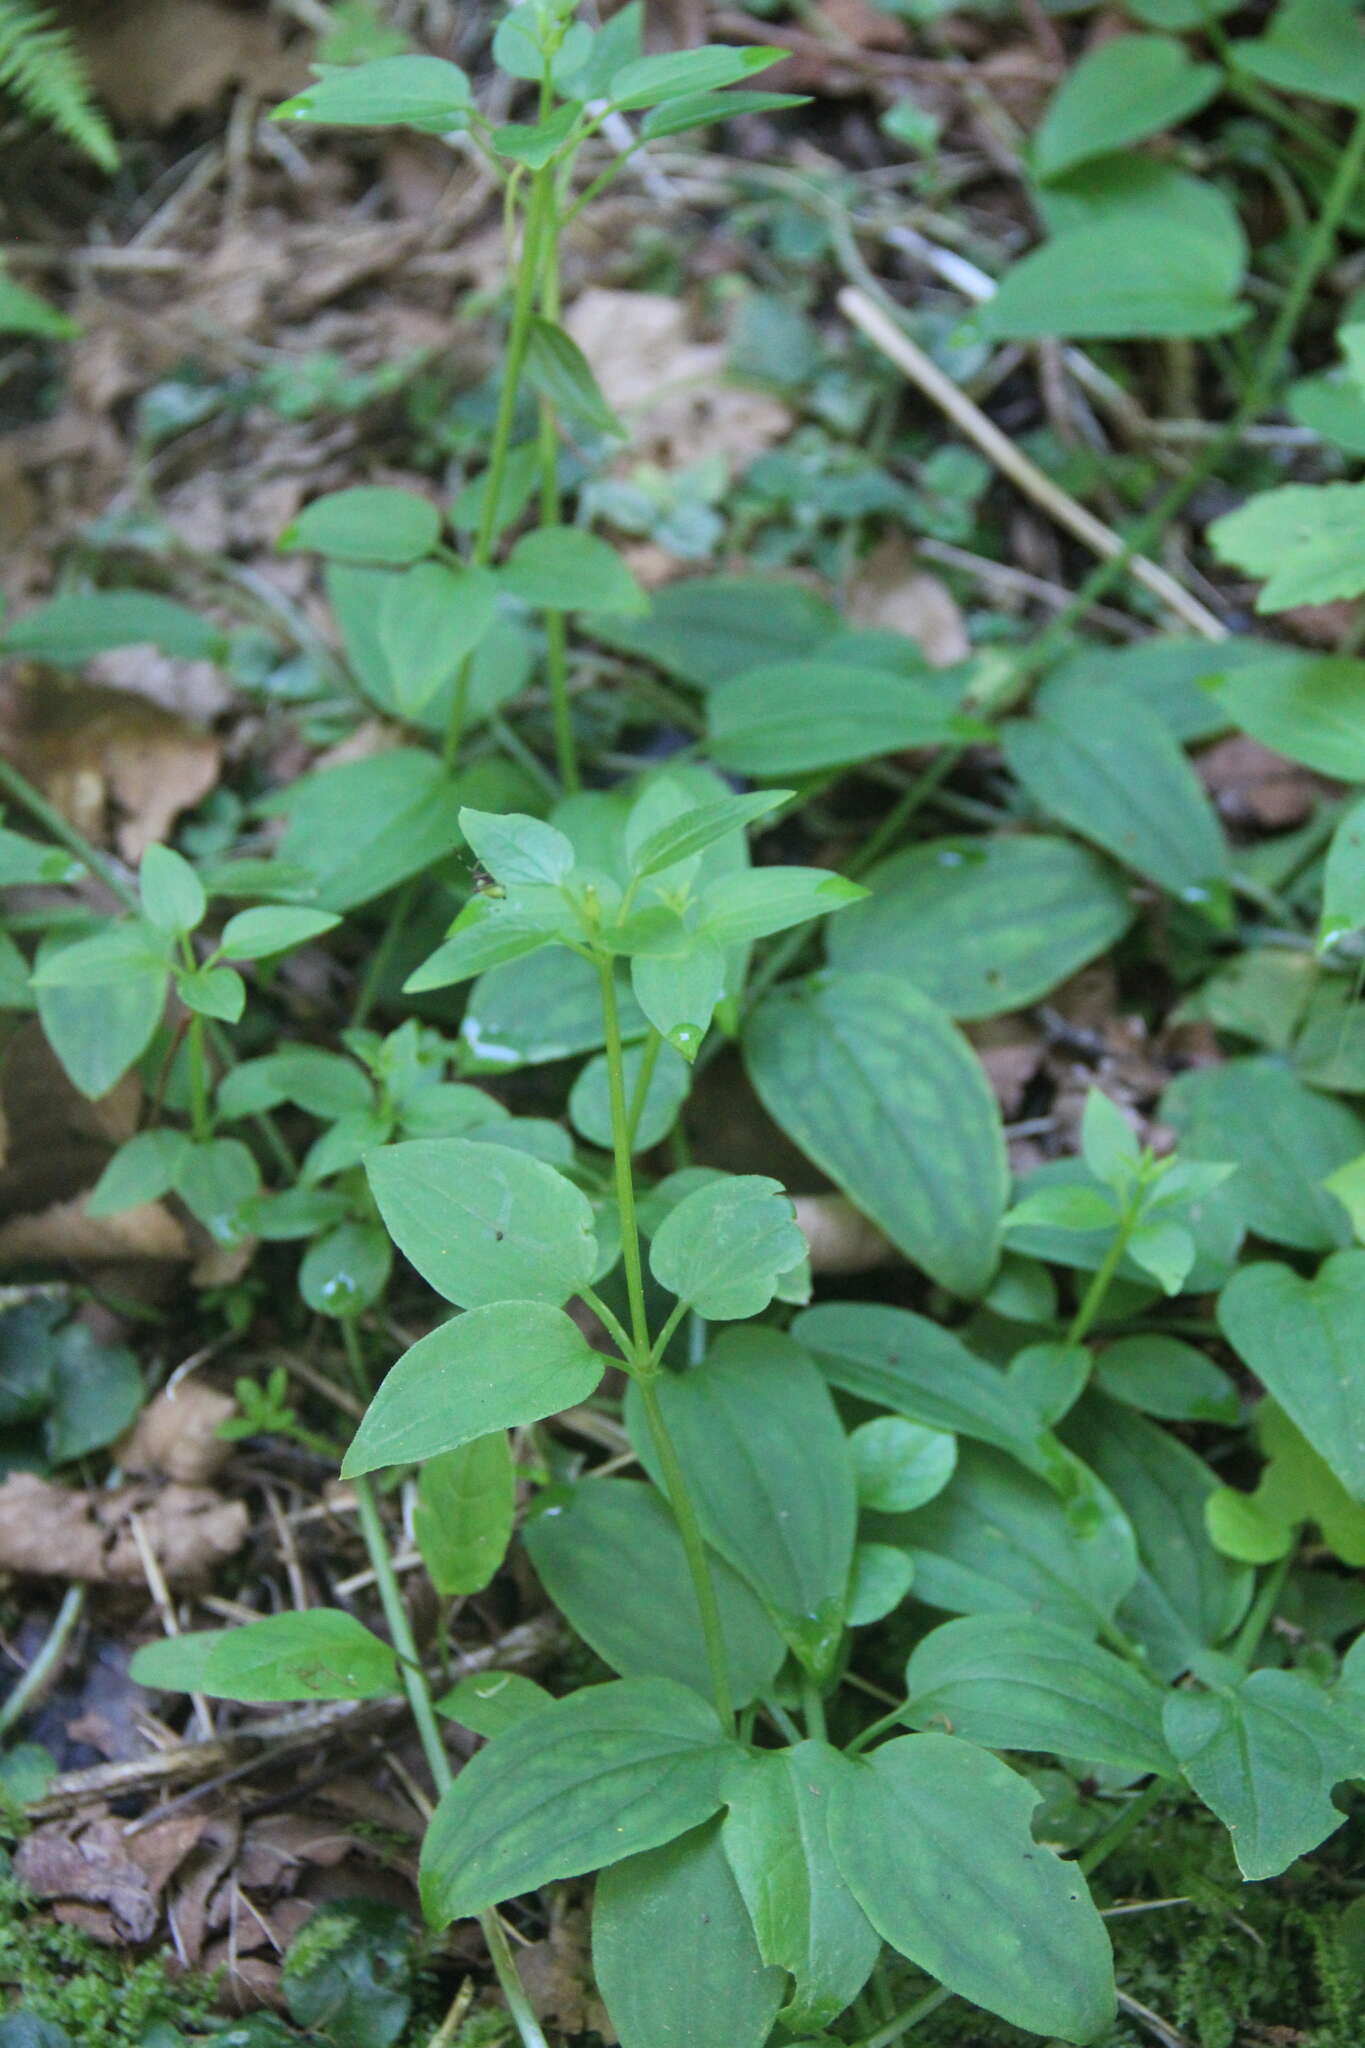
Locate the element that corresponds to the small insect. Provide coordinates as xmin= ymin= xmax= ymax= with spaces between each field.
xmin=464 ymin=854 xmax=506 ymax=899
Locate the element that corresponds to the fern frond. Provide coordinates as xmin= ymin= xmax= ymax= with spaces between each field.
xmin=0 ymin=0 xmax=116 ymax=171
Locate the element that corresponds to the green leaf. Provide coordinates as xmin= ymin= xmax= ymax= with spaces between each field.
xmin=745 ymin=971 xmax=1007 ymax=1299
xmin=1231 ymin=0 xmax=1365 ymax=108
xmin=1319 ymin=794 xmax=1365 ymax=950
xmin=0 ymin=591 xmax=222 ymax=663
xmin=0 ymin=268 xmax=78 ymax=340
xmin=847 ymin=1543 xmax=915 ymax=1626
xmin=1164 ymin=1670 xmax=1365 ymax=1879
xmin=1094 ymin=1335 xmax=1239 ymax=1425
xmin=44 ymin=1323 xmax=143 ymax=1464
xmin=524 ymin=316 xmax=624 ymax=438
xmin=461 ymin=950 xmax=647 ymax=1070
xmin=419 ymin=1677 xmax=733 ymax=1923
xmin=175 ymin=963 xmax=244 ymax=1022
xmin=626 ymin=789 xmax=788 ymax=878
xmin=904 ymin=1614 xmax=1175 ymax=1777
xmin=299 ymin=1219 xmax=392 ymax=1317
xmin=502 ymin=527 xmax=647 ymax=615
xmin=524 ymin=1479 xmax=785 ymax=1706
xmin=1004 ymin=1185 xmax=1119 ymax=1233
xmin=459 ymin=806 xmax=576 ymax=886
xmin=1209 ymin=483 xmax=1365 ymax=611
xmin=218 ymin=906 xmax=340 ymax=960
xmin=795 ymin=1301 xmax=1052 ymax=1473
xmin=640 ymin=88 xmax=808 ymax=139
xmin=435 ymin=1670 xmax=553 ymax=1737
xmin=403 ymin=894 xmax=565 ymax=994
xmin=594 ymin=1819 xmax=787 ymax=2048
xmin=175 ymin=1136 xmax=261 ymax=1244
xmin=282 ymin=1899 xmax=414 ymax=2048
xmin=607 ymin=46 xmax=785 ymax=111
xmin=368 ymin=1137 xmax=596 ymax=1308
xmin=1081 ymin=1088 xmax=1142 ymax=1190
xmin=588 ymin=574 xmax=839 ymax=687
xmin=342 ymin=1301 xmax=604 ymax=1476
xmin=699 ymin=868 xmax=865 ymax=948
xmin=1163 ymin=1057 xmax=1363 ymax=1252
xmin=570 ymin=1039 xmax=690 ymax=1152
xmin=491 ymin=104 xmax=580 ymax=169
xmin=1219 ymin=1252 xmax=1365 ymax=1501
xmin=33 ymin=929 xmax=168 ymax=1101
xmin=648 ymin=1174 xmax=806 ymax=1319
xmin=274 ymin=53 xmax=473 ymax=132
xmin=1033 ymin=35 xmax=1221 ymax=180
xmin=1213 ymin=1400 xmax=1365 ymax=1569
xmin=850 ymin=1417 xmax=956 ymax=1514
xmin=1002 ymin=674 xmax=1228 ymax=904
xmin=1207 ymin=652 xmax=1365 ymax=780
xmin=272 ymin=748 xmax=467 ymax=911
xmin=415 ymin=1433 xmax=515 ymax=1596
xmin=88 ymin=1129 xmax=193 ymax=1217
xmin=985 ymin=219 xmax=1246 ymax=341
xmin=378 ymin=561 xmax=499 ymax=714
xmin=1037 ymin=156 xmax=1245 ymax=277
xmin=139 ymin=844 xmax=204 ymax=936
xmin=131 ymin=1610 xmax=399 ymax=1702
xmin=629 ymin=937 xmax=724 ymax=1060
xmin=707 ymin=663 xmax=972 ymax=775
xmin=827 ymin=834 xmax=1132 ymax=1020
xmin=626 ymin=1328 xmax=856 ymax=1678
xmin=828 ymin=1736 xmax=1115 ymax=2042
xmin=280 ymin=486 xmax=441 ymax=564
xmin=722 ymin=1743 xmax=881 ymax=2033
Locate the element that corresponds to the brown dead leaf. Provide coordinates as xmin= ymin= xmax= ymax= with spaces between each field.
xmin=1197 ymin=733 xmax=1328 ymax=829
xmin=0 ymin=1473 xmax=247 ymax=1582
xmin=119 ymin=1382 xmax=236 ymax=1485
xmin=0 ymin=1194 xmax=191 ymax=1272
xmin=89 ymin=646 xmax=234 ymax=726
xmin=516 ymin=1905 xmax=613 ymax=2040
xmin=793 ymin=1193 xmax=894 ymax=1275
xmin=74 ymin=0 xmax=301 ymax=126
xmin=169 ymin=1816 xmax=239 ymax=1966
xmin=966 ymin=1017 xmax=1044 ymax=1117
xmin=16 ymin=1811 xmax=205 ymax=1943
xmin=848 ymin=539 xmax=970 ymax=666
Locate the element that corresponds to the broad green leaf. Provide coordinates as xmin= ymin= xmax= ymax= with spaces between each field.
xmin=985 ymin=219 xmax=1246 ymax=340
xmin=1208 ymin=652 xmax=1365 ymax=780
xmin=43 ymin=1323 xmax=142 ymax=1465
xmin=131 ymin=1610 xmax=399 ymax=1702
xmin=33 ymin=929 xmax=168 ymax=1101
xmin=88 ymin=1128 xmax=192 ymax=1217
xmin=1231 ymin=0 xmax=1365 ymax=107
xmin=419 ymin=1677 xmax=733 ymax=1922
xmin=827 ymin=834 xmax=1133 ymax=1019
xmin=847 ymin=1542 xmax=915 ymax=1626
xmin=271 ymin=748 xmax=467 ymax=911
xmin=1003 ymin=674 xmax=1228 ymax=904
xmin=378 ymin=561 xmax=499 ymax=714
xmin=1033 ymin=35 xmax=1221 ymax=180
xmin=0 ymin=591 xmax=222 ymax=662
xmin=1064 ymin=1393 xmax=1252 ymax=1677
xmin=699 ymin=868 xmax=865 ymax=948
xmin=415 ymin=1432 xmax=515 ymax=1596
xmin=588 ymin=574 xmax=840 ymax=687
xmin=218 ymin=906 xmax=340 ymax=959
xmin=491 ymin=105 xmax=580 ymax=169
xmin=1320 ymin=794 xmax=1365 ymax=950
xmin=707 ymin=663 xmax=972 ymax=775
xmin=794 ymin=1301 xmax=1052 ymax=1473
xmin=1164 ymin=1670 xmax=1365 ymax=1879
xmin=280 ymin=486 xmax=441 ymax=564
xmin=879 ymin=1442 xmax=1138 ymax=1638
xmin=1037 ymin=157 xmax=1245 ymax=282
xmin=1042 ymin=635 xmax=1246 ymax=744
xmin=1219 ymin=1252 xmax=1365 ymax=1500
xmin=828 ymin=1736 xmax=1115 ymax=2042
xmin=524 ymin=316 xmax=624 ymax=438
xmin=607 ymin=46 xmax=784 ymax=110
xmin=259 ymin=1046 xmax=372 ymax=1117
xmin=459 ymin=807 xmax=575 ymax=886
xmin=904 ymin=1614 xmax=1175 ymax=1777
xmin=502 ymin=527 xmax=647 ymax=615
xmin=569 ymin=1040 xmax=690 ymax=1153
xmin=626 ymin=789 xmax=788 ymax=878
xmin=745 ymin=971 xmax=1007 ymax=1299
xmin=461 ymin=950 xmax=647 ymax=1069
xmin=631 ymin=937 xmax=725 ymax=1060
xmin=524 ymin=1479 xmax=785 ymax=1706
xmin=275 ymin=53 xmax=474 ymax=132
xmin=1210 ymin=1400 xmax=1365 ymax=1570
xmin=435 ymin=1670 xmax=553 ymax=1737
xmin=368 ymin=1137 xmax=596 ymax=1307
xmin=1094 ymin=1335 xmax=1239 ymax=1424
xmin=176 ymin=963 xmax=244 ymax=1022
xmin=1081 ymin=1088 xmax=1142 ymax=1190
xmin=626 ymin=1327 xmax=857 ymax=1678
xmin=594 ymin=1819 xmax=786 ymax=2048
xmin=175 ymin=1135 xmax=260 ymax=1244
xmin=139 ymin=844 xmax=204 ymax=936
xmin=1162 ymin=1057 xmax=1363 ymax=1252
xmin=850 ymin=1416 xmax=956 ymax=1513
xmin=722 ymin=1744 xmax=881 ymax=2033
xmin=298 ymin=1219 xmax=392 ymax=1317
xmin=341 ymin=1301 xmax=604 ymax=1475
xmin=1209 ymin=482 xmax=1365 ymax=611
xmin=648 ymin=1175 xmax=807 ymax=1319
xmin=1005 ymin=1184 xmax=1119 ymax=1234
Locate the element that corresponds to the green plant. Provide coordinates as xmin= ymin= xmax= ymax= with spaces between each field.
xmin=0 ymin=0 xmax=115 ymax=169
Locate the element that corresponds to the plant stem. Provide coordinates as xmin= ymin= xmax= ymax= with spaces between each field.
xmin=625 ymin=1027 xmax=663 ymax=1149
xmin=1231 ymin=1550 xmax=1293 ymax=1671
xmin=185 ymin=1013 xmax=211 ymax=1142
xmin=534 ymin=196 xmax=579 ymax=794
xmin=1078 ymin=1776 xmax=1168 ymax=1876
xmin=0 ymin=1582 xmax=85 ymax=1738
xmin=1066 ymin=1222 xmax=1133 ymax=1345
xmin=633 ymin=1376 xmax=734 ymax=1733
xmin=343 ymin=1322 xmax=548 ymax=2048
xmin=845 ymin=1699 xmax=908 ymax=1757
xmin=596 ymin=959 xmax=653 ymax=1359
xmin=801 ymin=1673 xmax=827 ymax=1741
xmin=0 ymin=756 xmax=139 ymax=913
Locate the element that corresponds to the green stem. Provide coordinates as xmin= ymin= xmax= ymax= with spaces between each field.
xmin=1067 ymin=1221 xmax=1133 ymax=1346
xmin=1231 ymin=1550 xmax=1293 ymax=1671
xmin=186 ymin=1015 xmax=211 ymax=1142
xmin=845 ymin=1699 xmax=908 ymax=1757
xmin=352 ymin=878 xmax=418 ymax=1028
xmin=0 ymin=756 xmax=139 ymax=913
xmin=596 ymin=959 xmax=652 ymax=1359
xmin=634 ymin=1376 xmax=734 ymax=1733
xmin=535 ymin=206 xmax=579 ymax=795
xmin=0 ymin=1582 xmax=85 ymax=1739
xmin=625 ymin=1027 xmax=663 ymax=1150
xmin=1078 ymin=1776 xmax=1168 ymax=1876
xmin=801 ymin=1674 xmax=827 ymax=1742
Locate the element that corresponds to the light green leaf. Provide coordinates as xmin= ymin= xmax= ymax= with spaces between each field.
xmin=524 ymin=316 xmax=624 ymax=438
xmin=1210 ymin=483 xmax=1365 ymax=611
xmin=280 ymin=486 xmax=441 ymax=564
xmin=298 ymin=1219 xmax=392 ymax=1317
xmin=626 ymin=1327 xmax=857 ymax=1679
xmin=175 ymin=963 xmax=245 ymax=1023
xmin=607 ymin=45 xmax=784 ymax=110
xmin=0 ymin=268 xmax=78 ymax=339
xmin=1207 ymin=652 xmax=1365 ymax=780
xmin=722 ymin=1743 xmax=881 ymax=2033
xmin=33 ymin=929 xmax=168 ymax=1101
xmin=403 ymin=895 xmax=564 ymax=994
xmin=461 ymin=950 xmax=647 ymax=1070
xmin=648 ymin=1174 xmax=807 ymax=1319
xmin=341 ymin=1301 xmax=604 ymax=1475
xmin=459 ymin=807 xmax=576 ymax=886
xmin=1033 ymin=35 xmax=1221 ymax=180
xmin=378 ymin=561 xmax=499 ymax=714
xmin=272 ymin=748 xmax=467 ymax=911
xmin=368 ymin=1137 xmax=596 ymax=1308
xmin=626 ymin=789 xmax=788 ymax=878
xmin=1164 ymin=1669 xmax=1365 ymax=1879
xmin=1002 ymin=673 xmax=1228 ymax=904
xmin=175 ymin=1136 xmax=260 ymax=1244
xmin=707 ymin=663 xmax=972 ymax=775
xmin=435 ymin=1670 xmax=553 ymax=1737
xmin=700 ymin=868 xmax=865 ymax=948
xmin=587 ymin=574 xmax=839 ymax=688
xmin=524 ymin=1479 xmax=785 ymax=1706
xmin=1319 ymin=794 xmax=1365 ymax=950
xmin=502 ymin=527 xmax=647 ymax=615
xmin=131 ymin=1610 xmax=399 ymax=1702
xmin=415 ymin=1433 xmax=515 ymax=1596
xmin=569 ymin=1039 xmax=690 ymax=1153
xmin=594 ymin=1819 xmax=786 ymax=2048
xmin=904 ymin=1614 xmax=1175 ymax=1777
xmin=1219 ymin=1252 xmax=1365 ymax=1500
xmin=985 ymin=219 xmax=1246 ymax=341
xmin=1210 ymin=1400 xmax=1365 ymax=1569
xmin=828 ymin=1736 xmax=1115 ymax=2041
xmin=419 ymin=1677 xmax=733 ymax=1922
xmin=274 ymin=53 xmax=474 ymax=132
xmin=630 ymin=939 xmax=724 ymax=1060
xmin=847 ymin=1543 xmax=915 ymax=1626
xmin=1094 ymin=1335 xmax=1239 ymax=1425
xmin=1004 ymin=1185 xmax=1120 ymax=1233
xmin=745 ymin=971 xmax=1007 ymax=1299
xmin=1081 ymin=1088 xmax=1142 ymax=1190
xmin=0 ymin=591 xmax=222 ymax=663
xmin=88 ymin=1128 xmax=193 ymax=1217
xmin=827 ymin=833 xmax=1132 ymax=1020
xmin=639 ymin=87 xmax=807 ymax=140
xmin=139 ymin=845 xmax=205 ymax=936
xmin=850 ymin=1417 xmax=956 ymax=1514
xmin=1231 ymin=0 xmax=1365 ymax=108
xmin=218 ymin=906 xmax=340 ymax=959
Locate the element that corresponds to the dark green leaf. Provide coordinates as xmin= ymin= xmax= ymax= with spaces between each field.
xmin=43 ymin=1323 xmax=142 ymax=1465
xmin=283 ymin=1899 xmax=414 ymax=2048
xmin=587 ymin=574 xmax=839 ymax=687
xmin=1094 ymin=1335 xmax=1239 ymax=1424
xmin=1219 ymin=1252 xmax=1365 ymax=1501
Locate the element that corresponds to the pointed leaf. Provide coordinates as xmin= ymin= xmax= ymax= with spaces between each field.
xmin=1219 ymin=1251 xmax=1365 ymax=1500
xmin=131 ymin=1611 xmax=398 ymax=1702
